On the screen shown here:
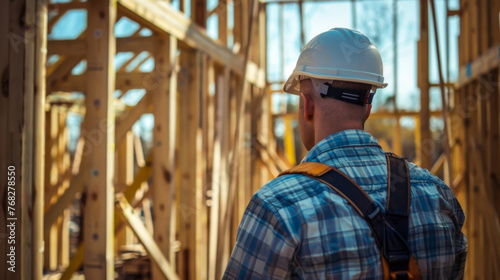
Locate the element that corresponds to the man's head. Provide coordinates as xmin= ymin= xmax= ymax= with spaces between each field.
xmin=297 ymin=79 xmax=372 ymax=150
xmin=283 ymin=28 xmax=387 ymax=150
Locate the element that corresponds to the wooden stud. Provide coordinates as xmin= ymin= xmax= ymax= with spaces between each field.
xmin=151 ymin=35 xmax=177 ymax=280
xmin=57 ymin=106 xmax=70 ymax=269
xmin=218 ymin=0 xmax=228 ymax=46
xmin=191 ymin=0 xmax=207 ymax=27
xmin=479 ymin=0 xmax=490 ymax=54
xmin=417 ymin=0 xmax=431 ymax=170
xmin=44 ymin=106 xmax=59 ymax=271
xmin=0 ymin=1 xmax=9 ymax=278
xmin=490 ymin=0 xmax=500 ymax=46
xmin=208 ymin=67 xmax=230 ymax=280
xmin=195 ymin=51 xmax=209 ymax=280
xmin=469 ymin=0 xmax=479 ymax=60
xmin=83 ymin=0 xmax=116 ymax=278
xmin=115 ymin=131 xmax=134 ymax=254
xmin=174 ymin=49 xmax=199 ymax=279
xmin=33 ymin=2 xmax=48 ymax=278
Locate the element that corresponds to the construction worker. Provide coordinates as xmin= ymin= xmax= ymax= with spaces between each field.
xmin=223 ymin=28 xmax=467 ymax=279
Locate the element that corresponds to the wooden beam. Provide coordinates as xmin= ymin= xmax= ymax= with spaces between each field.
xmin=83 ymin=0 xmax=116 ymax=278
xmin=116 ymin=0 xmax=266 ymax=88
xmin=48 ymin=36 xmax=157 ymax=56
xmin=457 ymin=44 xmax=500 ymax=87
xmin=51 ymin=72 xmax=151 ymax=92
xmin=151 ymin=35 xmax=177 ymax=280
xmin=47 ymin=55 xmax=84 ymax=93
xmin=116 ymin=194 xmax=180 ymax=280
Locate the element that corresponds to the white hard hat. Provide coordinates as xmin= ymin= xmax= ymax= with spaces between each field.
xmin=283 ymin=28 xmax=387 ymax=95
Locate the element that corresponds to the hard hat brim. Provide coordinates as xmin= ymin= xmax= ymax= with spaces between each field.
xmin=283 ymin=66 xmax=388 ymax=95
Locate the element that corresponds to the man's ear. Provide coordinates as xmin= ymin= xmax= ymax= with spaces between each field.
xmin=301 ymin=92 xmax=314 ymax=122
xmin=365 ymin=104 xmax=372 ymax=121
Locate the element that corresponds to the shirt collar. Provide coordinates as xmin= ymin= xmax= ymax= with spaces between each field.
xmin=301 ymin=129 xmax=382 ymax=163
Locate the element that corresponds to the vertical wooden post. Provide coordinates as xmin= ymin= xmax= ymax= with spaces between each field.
xmin=195 ymin=52 xmax=209 ymax=280
xmin=393 ymin=116 xmax=402 ymax=155
xmin=0 ymin=0 xmax=9 ymax=277
xmin=44 ymin=106 xmax=59 ymax=271
xmin=83 ymin=0 xmax=116 ymax=278
xmin=115 ymin=131 xmax=134 ymax=254
xmin=152 ymin=35 xmax=177 ymax=280
xmin=176 ymin=49 xmax=203 ymax=280
xmin=0 ymin=0 xmax=38 ymax=278
xmin=209 ymin=67 xmax=230 ymax=280
xmin=418 ymin=0 xmax=431 ymax=169
xmin=233 ymin=0 xmax=242 ymax=52
xmin=219 ymin=0 xmax=228 ymax=46
xmin=57 ymin=106 xmax=70 ymax=269
xmin=192 ymin=0 xmax=207 ymax=28
xmin=33 ymin=1 xmax=47 ymax=278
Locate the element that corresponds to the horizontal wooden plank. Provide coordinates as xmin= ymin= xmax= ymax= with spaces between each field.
xmin=117 ymin=0 xmax=266 ymax=88
xmin=52 ymin=72 xmax=151 ymax=92
xmin=458 ymin=44 xmax=500 ymax=87
xmin=48 ymin=36 xmax=156 ymax=56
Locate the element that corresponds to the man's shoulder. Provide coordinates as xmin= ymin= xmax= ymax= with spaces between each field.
xmin=408 ymin=161 xmax=447 ymax=187
xmin=253 ymin=173 xmax=329 ymax=210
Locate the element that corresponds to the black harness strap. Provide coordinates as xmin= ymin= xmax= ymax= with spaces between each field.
xmin=283 ymin=153 xmax=414 ymax=279
xmin=384 ymin=153 xmax=412 ymax=278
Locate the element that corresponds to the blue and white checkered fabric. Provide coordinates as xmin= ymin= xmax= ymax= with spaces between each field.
xmin=223 ymin=129 xmax=467 ymax=279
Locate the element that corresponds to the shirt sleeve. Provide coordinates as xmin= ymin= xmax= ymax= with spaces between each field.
xmin=450 ymin=195 xmax=467 ymax=280
xmin=223 ymin=195 xmax=297 ymax=279
xmin=435 ymin=181 xmax=468 ymax=279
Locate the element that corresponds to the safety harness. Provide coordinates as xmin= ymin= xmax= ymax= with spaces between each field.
xmin=279 ymin=153 xmax=422 ymax=280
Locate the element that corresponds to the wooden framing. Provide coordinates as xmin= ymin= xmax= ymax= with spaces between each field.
xmin=8 ymin=0 xmax=500 ymax=278
xmin=3 ymin=0 xmax=270 ymax=278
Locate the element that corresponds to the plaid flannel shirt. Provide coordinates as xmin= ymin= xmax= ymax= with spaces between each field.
xmin=223 ymin=129 xmax=467 ymax=279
